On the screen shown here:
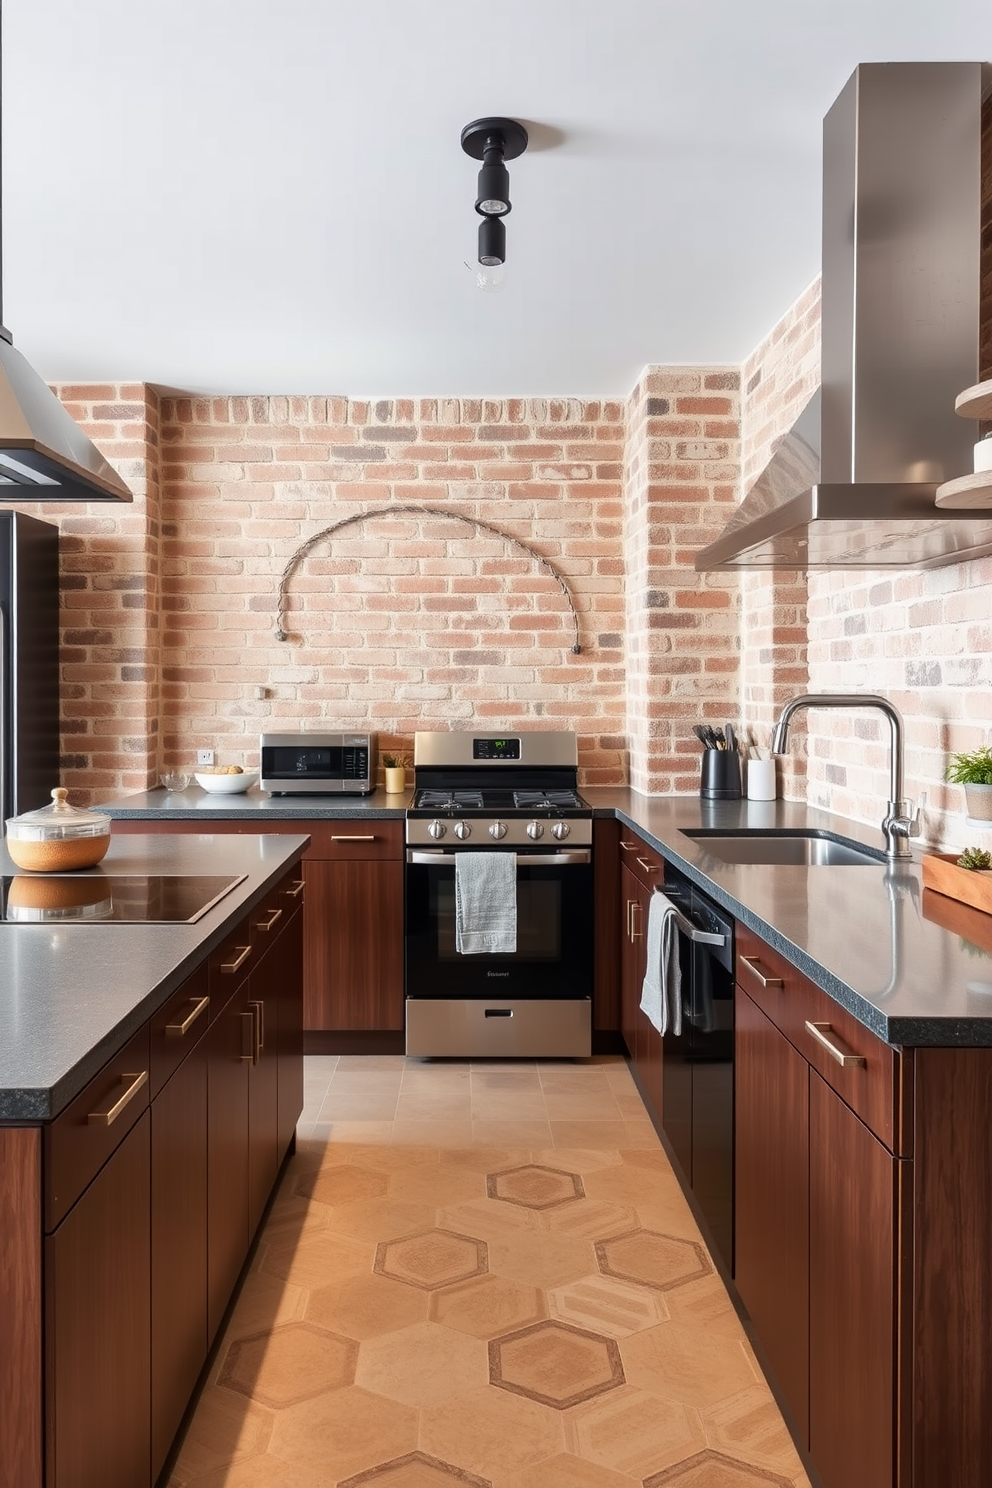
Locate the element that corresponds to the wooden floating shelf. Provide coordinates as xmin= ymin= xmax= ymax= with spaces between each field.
xmin=934 ymin=470 xmax=992 ymax=508
xmin=954 ymin=379 xmax=992 ymax=420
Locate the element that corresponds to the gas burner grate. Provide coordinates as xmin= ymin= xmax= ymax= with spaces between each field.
xmin=512 ymin=789 xmax=582 ymax=809
xmin=416 ymin=789 xmax=485 ymax=810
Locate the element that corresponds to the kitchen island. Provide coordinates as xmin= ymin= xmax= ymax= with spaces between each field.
xmin=0 ymin=830 xmax=308 ymax=1488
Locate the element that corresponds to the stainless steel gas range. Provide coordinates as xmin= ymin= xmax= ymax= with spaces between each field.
xmin=404 ymin=730 xmax=593 ymax=1058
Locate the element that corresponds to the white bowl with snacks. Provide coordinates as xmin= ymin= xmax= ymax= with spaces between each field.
xmin=193 ymin=768 xmax=259 ymax=795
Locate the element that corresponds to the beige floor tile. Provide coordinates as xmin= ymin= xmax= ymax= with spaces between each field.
xmin=305 ymin=1271 xmax=429 ymax=1341
xmin=188 ymin=1453 xmax=330 ymax=1488
xmin=223 ymin=1272 xmax=308 ymax=1343
xmin=542 ymin=1094 xmax=623 ymax=1121
xmin=394 ymin=1096 xmax=475 ymax=1122
xmin=325 ymin=1197 xmax=437 ymax=1245
xmin=259 ymin=1228 xmax=372 ymax=1291
xmin=318 ymin=1094 xmax=401 ymax=1121
xmin=355 ymin=1320 xmax=490 ymax=1406
xmin=700 ymin=1385 xmax=809 ymax=1478
xmin=472 ymin=1119 xmax=555 ymax=1147
xmin=564 ymin=1384 xmax=707 ymax=1479
xmin=532 ymin=1147 xmax=625 ymax=1174
xmin=547 ymin=1273 xmax=670 ymax=1337
xmin=267 ymin=1384 xmax=419 ymax=1480
xmin=387 ymin=1161 xmax=486 ymax=1206
xmin=340 ymin=1142 xmax=441 ymax=1170
xmin=621 ymin=1318 xmax=756 ymax=1408
xmin=321 ymin=1120 xmax=396 ymax=1145
xmin=471 ymin=1068 xmax=543 ymax=1088
xmin=391 ymin=1120 xmax=476 ymax=1147
xmin=420 ymin=1383 xmax=565 ymax=1478
xmin=494 ymin=1452 xmax=637 ymax=1487
xmin=470 ymin=1091 xmax=549 ymax=1120
xmin=437 ymin=1195 xmax=543 ymax=1244
xmin=429 ymin=1272 xmax=547 ymax=1338
xmin=171 ymin=1386 xmax=273 ymax=1481
xmin=440 ymin=1146 xmax=536 ymax=1172
xmin=550 ymin=1121 xmax=633 ymax=1150
xmin=487 ymin=1230 xmax=597 ymax=1288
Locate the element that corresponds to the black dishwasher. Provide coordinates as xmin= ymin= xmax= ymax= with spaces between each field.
xmin=660 ymin=862 xmax=735 ymax=1270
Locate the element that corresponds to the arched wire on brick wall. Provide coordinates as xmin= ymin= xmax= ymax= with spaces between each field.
xmin=274 ymin=503 xmax=582 ymax=653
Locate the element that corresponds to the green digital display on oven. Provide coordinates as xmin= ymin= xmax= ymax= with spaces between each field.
xmin=473 ymin=737 xmax=520 ymax=760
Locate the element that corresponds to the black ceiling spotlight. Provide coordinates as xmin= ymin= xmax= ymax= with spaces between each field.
xmin=460 ymin=117 xmax=528 ymax=292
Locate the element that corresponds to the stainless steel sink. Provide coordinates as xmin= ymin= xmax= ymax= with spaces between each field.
xmin=680 ymin=830 xmax=885 ymax=867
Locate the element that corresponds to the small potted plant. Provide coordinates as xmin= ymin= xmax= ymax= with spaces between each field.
xmin=946 ymin=746 xmax=992 ymax=820
xmin=382 ymin=754 xmax=406 ymax=794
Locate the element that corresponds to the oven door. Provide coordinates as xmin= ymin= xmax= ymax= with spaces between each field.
xmin=405 ymin=847 xmax=593 ymax=1001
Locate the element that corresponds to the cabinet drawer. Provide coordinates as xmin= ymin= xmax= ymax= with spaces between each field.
xmin=310 ymin=820 xmax=404 ymax=860
xmin=44 ymin=1025 xmax=151 ymax=1231
xmin=149 ymin=963 xmax=211 ymax=1098
xmin=618 ymin=834 xmax=664 ymax=889
xmin=736 ymin=925 xmax=901 ymax=1153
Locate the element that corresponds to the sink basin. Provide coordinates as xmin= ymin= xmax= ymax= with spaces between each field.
xmin=681 ymin=830 xmax=885 ymax=867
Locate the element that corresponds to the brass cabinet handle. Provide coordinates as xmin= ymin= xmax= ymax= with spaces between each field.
xmin=626 ymin=898 xmax=634 ymax=940
xmin=620 ymin=840 xmax=639 ymax=852
xmin=248 ymin=1001 xmax=265 ymax=1062
xmin=635 ymin=857 xmax=658 ymax=874
xmin=805 ymin=1020 xmax=867 ymax=1068
xmin=220 ymin=944 xmax=252 ymax=975
xmin=165 ymin=994 xmax=210 ymax=1037
xmin=240 ymin=1010 xmax=256 ymax=1062
xmin=740 ymin=954 xmax=784 ymax=989
xmin=255 ymin=907 xmax=283 ymax=932
xmin=331 ymin=834 xmax=376 ymax=842
xmin=88 ymin=1070 xmax=148 ymax=1126
xmin=285 ymin=879 xmax=305 ymax=899
xmin=631 ymin=901 xmax=644 ymax=940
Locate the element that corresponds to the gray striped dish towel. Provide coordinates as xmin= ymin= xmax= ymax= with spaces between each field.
xmin=640 ymin=889 xmax=682 ymax=1036
xmin=454 ymin=851 xmax=517 ymax=954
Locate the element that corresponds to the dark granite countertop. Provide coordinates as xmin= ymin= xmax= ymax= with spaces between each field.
xmin=94 ymin=784 xmax=992 ymax=1048
xmin=0 ymin=832 xmax=308 ymax=1122
xmin=98 ymin=785 xmax=412 ymax=819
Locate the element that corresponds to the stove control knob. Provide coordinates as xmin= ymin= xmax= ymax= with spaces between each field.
xmin=526 ymin=820 xmax=544 ymax=840
xmin=489 ymin=821 xmax=508 ymax=840
xmin=552 ymin=820 xmax=570 ymax=840
xmin=454 ymin=820 xmax=472 ymax=840
xmin=428 ymin=820 xmax=446 ymax=840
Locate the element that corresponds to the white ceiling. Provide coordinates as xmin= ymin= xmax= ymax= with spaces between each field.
xmin=4 ymin=0 xmax=992 ymax=396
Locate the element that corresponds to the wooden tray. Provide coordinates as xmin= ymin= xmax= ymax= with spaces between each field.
xmin=921 ymin=852 xmax=992 ymax=916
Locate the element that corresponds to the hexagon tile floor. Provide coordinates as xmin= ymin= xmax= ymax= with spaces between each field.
xmin=167 ymin=1055 xmax=812 ymax=1488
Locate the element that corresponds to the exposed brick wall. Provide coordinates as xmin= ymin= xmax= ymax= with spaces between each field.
xmin=16 ymin=384 xmax=161 ymax=800
xmin=157 ymin=395 xmax=629 ymax=786
xmin=623 ymin=370 xmax=741 ymax=794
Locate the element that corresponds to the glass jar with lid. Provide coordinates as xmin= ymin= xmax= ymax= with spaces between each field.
xmin=4 ymin=788 xmax=111 ymax=872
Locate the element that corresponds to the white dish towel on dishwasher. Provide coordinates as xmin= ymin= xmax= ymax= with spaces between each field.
xmin=455 ymin=851 xmax=517 ymax=954
xmin=640 ymin=889 xmax=682 ymax=1035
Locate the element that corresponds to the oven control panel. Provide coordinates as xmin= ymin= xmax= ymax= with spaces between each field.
xmin=406 ymin=816 xmax=593 ymax=848
xmin=472 ymin=737 xmax=521 ymax=761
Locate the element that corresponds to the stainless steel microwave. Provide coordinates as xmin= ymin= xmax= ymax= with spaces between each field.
xmin=259 ymin=732 xmax=376 ymax=795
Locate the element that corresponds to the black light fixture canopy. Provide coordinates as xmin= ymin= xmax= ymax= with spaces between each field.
xmin=461 ymin=117 xmax=528 ymax=271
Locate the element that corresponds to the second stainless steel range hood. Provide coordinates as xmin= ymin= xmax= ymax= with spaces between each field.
xmin=697 ymin=62 xmax=992 ymax=571
xmin=0 ymin=332 xmax=133 ymax=503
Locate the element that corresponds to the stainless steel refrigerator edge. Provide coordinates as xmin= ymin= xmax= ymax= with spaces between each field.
xmin=0 ymin=511 xmax=60 ymax=823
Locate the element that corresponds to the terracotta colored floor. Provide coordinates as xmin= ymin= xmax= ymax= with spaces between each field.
xmin=167 ymin=1056 xmax=812 ymax=1488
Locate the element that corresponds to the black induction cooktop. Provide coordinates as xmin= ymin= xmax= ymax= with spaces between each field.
xmin=1 ymin=874 xmax=246 ymax=924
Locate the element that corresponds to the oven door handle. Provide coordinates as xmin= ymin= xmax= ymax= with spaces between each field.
xmin=653 ymin=889 xmax=727 ymax=946
xmin=406 ymin=849 xmax=591 ymax=866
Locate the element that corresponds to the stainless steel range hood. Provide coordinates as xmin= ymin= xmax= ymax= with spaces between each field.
xmin=697 ymin=62 xmax=992 ymax=571
xmin=0 ymin=331 xmax=132 ymax=502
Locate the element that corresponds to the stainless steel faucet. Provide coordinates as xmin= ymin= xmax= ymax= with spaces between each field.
xmin=770 ymin=693 xmax=923 ymax=861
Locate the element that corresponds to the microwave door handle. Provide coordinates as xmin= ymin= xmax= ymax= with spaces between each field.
xmin=406 ymin=849 xmax=591 ymax=867
xmin=655 ymin=891 xmax=727 ymax=947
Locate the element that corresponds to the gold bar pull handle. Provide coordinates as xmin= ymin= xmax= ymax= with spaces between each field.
xmin=285 ymin=879 xmax=305 ymax=899
xmin=740 ymin=955 xmax=784 ymax=989
xmin=626 ymin=899 xmax=634 ymax=940
xmin=805 ymin=1020 xmax=867 ymax=1068
xmin=255 ymin=907 xmax=283 ymax=933
xmin=240 ymin=1011 xmax=256 ymax=1062
xmin=248 ymin=1001 xmax=264 ymax=1062
xmin=220 ymin=944 xmax=252 ymax=975
xmin=88 ymin=1070 xmax=148 ymax=1126
xmin=631 ymin=902 xmax=644 ymax=940
xmin=166 ymin=995 xmax=210 ymax=1037
xmin=619 ymin=840 xmax=639 ymax=852
xmin=635 ymin=858 xmax=658 ymax=873
xmin=331 ymin=835 xmax=376 ymax=842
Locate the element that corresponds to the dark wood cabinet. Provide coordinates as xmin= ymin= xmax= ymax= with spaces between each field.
xmin=734 ymin=984 xmax=810 ymax=1441
xmin=205 ymin=981 xmax=251 ymax=1344
xmin=247 ymin=960 xmax=280 ymax=1241
xmin=618 ymin=850 xmax=663 ymax=1118
xmin=150 ymin=1029 xmax=208 ymax=1482
xmin=276 ymin=901 xmax=305 ymax=1156
xmin=46 ymin=1111 xmax=151 ymax=1488
xmin=303 ymin=856 xmax=404 ymax=1030
xmin=619 ymin=861 xmax=644 ymax=1062
xmin=809 ymin=1069 xmax=897 ymax=1488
